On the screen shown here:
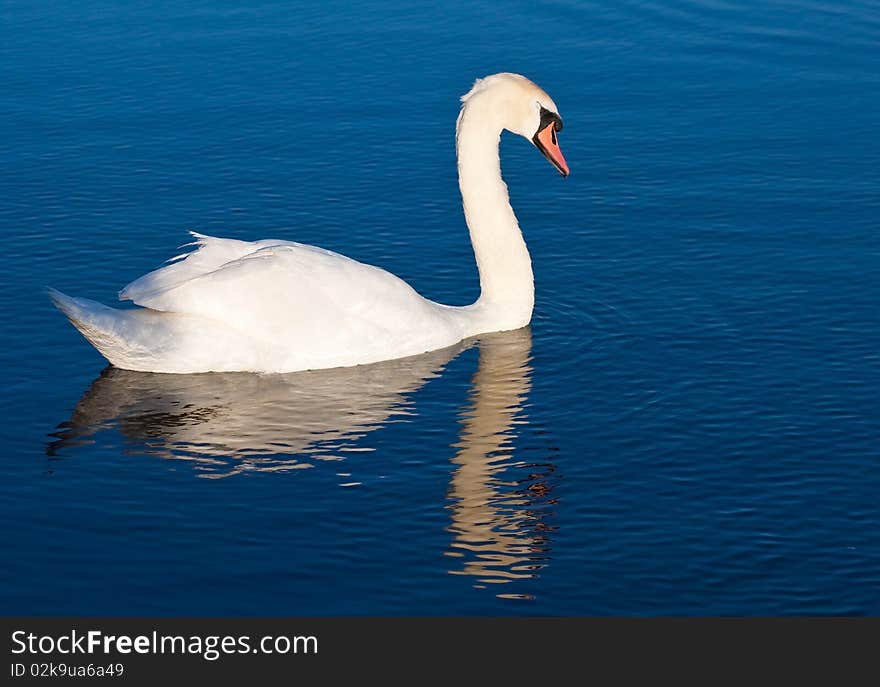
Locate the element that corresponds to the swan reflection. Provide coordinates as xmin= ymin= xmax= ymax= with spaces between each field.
xmin=49 ymin=328 xmax=556 ymax=595
xmin=446 ymin=328 xmax=555 ymax=595
xmin=49 ymin=341 xmax=469 ymax=476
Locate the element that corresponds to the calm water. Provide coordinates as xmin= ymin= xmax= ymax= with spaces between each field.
xmin=1 ymin=0 xmax=879 ymax=615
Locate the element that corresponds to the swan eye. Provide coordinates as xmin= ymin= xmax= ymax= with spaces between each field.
xmin=538 ymin=105 xmax=563 ymax=137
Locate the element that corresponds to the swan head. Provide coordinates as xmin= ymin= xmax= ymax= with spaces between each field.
xmin=460 ymin=72 xmax=569 ymax=177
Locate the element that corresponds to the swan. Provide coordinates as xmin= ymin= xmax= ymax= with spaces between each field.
xmin=49 ymin=72 xmax=569 ymax=373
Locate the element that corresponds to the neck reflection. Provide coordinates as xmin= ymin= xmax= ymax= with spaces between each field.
xmin=446 ymin=328 xmax=555 ymax=597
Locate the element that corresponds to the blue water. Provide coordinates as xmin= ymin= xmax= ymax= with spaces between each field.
xmin=2 ymin=0 xmax=879 ymax=615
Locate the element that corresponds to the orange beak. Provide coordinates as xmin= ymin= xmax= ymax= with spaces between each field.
xmin=534 ymin=122 xmax=569 ymax=177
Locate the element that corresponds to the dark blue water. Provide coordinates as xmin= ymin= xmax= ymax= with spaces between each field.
xmin=2 ymin=0 xmax=879 ymax=615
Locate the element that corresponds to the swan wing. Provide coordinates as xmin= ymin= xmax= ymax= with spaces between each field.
xmin=119 ymin=232 xmax=294 ymax=304
xmin=118 ymin=233 xmax=461 ymax=369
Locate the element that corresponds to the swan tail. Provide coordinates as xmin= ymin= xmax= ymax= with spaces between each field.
xmin=48 ymin=288 xmax=149 ymax=369
xmin=48 ymin=288 xmax=261 ymax=373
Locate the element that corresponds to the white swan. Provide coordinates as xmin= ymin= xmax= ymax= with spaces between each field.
xmin=50 ymin=72 xmax=569 ymax=374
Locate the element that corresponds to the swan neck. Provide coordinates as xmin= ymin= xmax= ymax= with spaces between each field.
xmin=456 ymin=106 xmax=534 ymax=330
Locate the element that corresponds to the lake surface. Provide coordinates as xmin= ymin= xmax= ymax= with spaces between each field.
xmin=1 ymin=0 xmax=879 ymax=615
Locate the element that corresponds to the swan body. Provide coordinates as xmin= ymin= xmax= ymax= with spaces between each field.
xmin=50 ymin=73 xmax=568 ymax=373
